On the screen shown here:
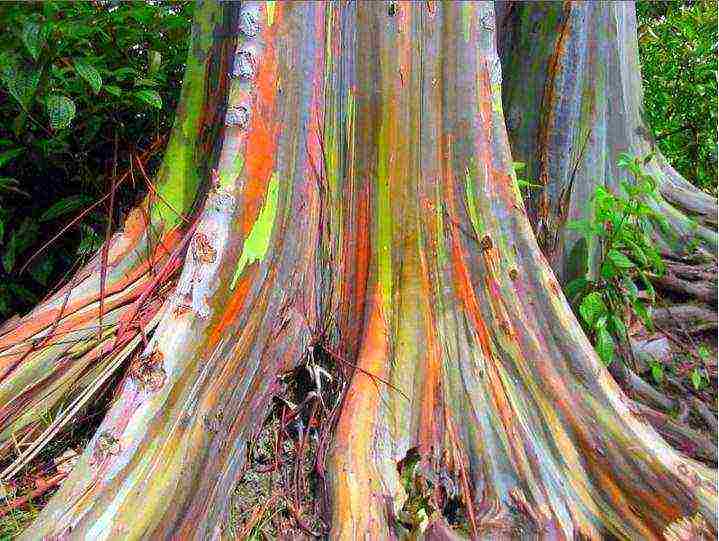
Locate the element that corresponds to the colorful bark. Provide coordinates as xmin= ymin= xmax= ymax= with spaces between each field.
xmin=0 ymin=0 xmax=227 ymax=475
xmin=8 ymin=1 xmax=718 ymax=540
xmin=498 ymin=0 xmax=717 ymax=282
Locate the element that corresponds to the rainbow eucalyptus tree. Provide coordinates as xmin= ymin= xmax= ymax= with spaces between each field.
xmin=0 ymin=1 xmax=715 ymax=539
xmin=497 ymin=0 xmax=717 ymax=283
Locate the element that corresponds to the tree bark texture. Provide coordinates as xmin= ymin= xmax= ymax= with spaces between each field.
xmin=497 ymin=0 xmax=717 ymax=283
xmin=0 ymin=0 xmax=230 ymax=480
xmin=1 ymin=2 xmax=715 ymax=540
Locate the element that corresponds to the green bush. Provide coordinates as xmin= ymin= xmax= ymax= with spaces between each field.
xmin=637 ymin=0 xmax=718 ymax=194
xmin=566 ymin=154 xmax=666 ymax=366
xmin=0 ymin=1 xmax=192 ymax=317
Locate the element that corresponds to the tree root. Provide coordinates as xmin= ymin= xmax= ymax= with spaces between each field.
xmin=611 ymin=359 xmax=716 ymax=465
xmin=610 ymin=359 xmax=676 ymax=410
xmin=652 ymin=304 xmax=717 ymax=333
xmin=652 ymin=275 xmax=717 ymax=304
xmin=693 ymin=398 xmax=718 ymax=440
xmin=633 ymin=401 xmax=717 ymax=465
xmin=651 ymin=261 xmax=718 ymax=304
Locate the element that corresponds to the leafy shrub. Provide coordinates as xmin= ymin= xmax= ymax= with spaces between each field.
xmin=637 ymin=0 xmax=718 ymax=194
xmin=0 ymin=1 xmax=192 ymax=317
xmin=565 ymin=154 xmax=668 ymax=365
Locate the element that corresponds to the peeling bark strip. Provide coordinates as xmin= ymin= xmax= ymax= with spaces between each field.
xmin=499 ymin=0 xmax=717 ymax=283
xmin=2 ymin=2 xmax=715 ymax=539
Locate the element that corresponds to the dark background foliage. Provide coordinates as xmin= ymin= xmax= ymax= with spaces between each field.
xmin=0 ymin=0 xmax=715 ymax=320
xmin=0 ymin=0 xmax=192 ymax=317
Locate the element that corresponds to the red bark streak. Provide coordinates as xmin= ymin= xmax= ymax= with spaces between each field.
xmin=0 ymin=228 xmax=180 ymax=356
xmin=443 ymin=136 xmax=494 ymax=361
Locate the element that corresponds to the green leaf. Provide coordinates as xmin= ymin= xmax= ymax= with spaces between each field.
xmin=610 ymin=314 xmax=627 ymax=338
xmin=650 ymin=361 xmax=664 ymax=384
xmin=565 ymin=277 xmax=589 ymax=302
xmin=606 ymin=249 xmax=635 ymax=269
xmin=6 ymin=68 xmax=40 ymax=108
xmin=104 ymin=85 xmax=122 ymax=97
xmin=46 ymin=94 xmax=76 ymax=130
xmin=622 ymin=276 xmax=639 ymax=300
xmin=39 ymin=195 xmax=92 ymax=222
xmin=633 ymin=300 xmax=652 ymax=329
xmin=579 ymin=292 xmax=608 ymax=327
xmin=0 ymin=148 xmax=23 ymax=168
xmin=134 ymin=89 xmax=162 ymax=109
xmin=113 ymin=67 xmax=138 ymax=80
xmin=22 ymin=21 xmax=44 ymax=61
xmin=616 ymin=153 xmax=633 ymax=169
xmin=74 ymin=60 xmax=103 ymax=94
xmin=697 ymin=345 xmax=711 ymax=362
xmin=638 ymin=272 xmax=656 ymax=301
xmin=567 ymin=218 xmax=593 ymax=235
xmin=600 ymin=260 xmax=619 ymax=280
xmin=596 ymin=327 xmax=615 ymax=365
xmin=691 ymin=368 xmax=704 ymax=390
xmin=135 ymin=77 xmax=159 ymax=87
xmin=624 ymin=239 xmax=649 ymax=267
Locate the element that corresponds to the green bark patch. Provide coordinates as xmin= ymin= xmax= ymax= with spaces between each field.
xmin=230 ymin=173 xmax=280 ymax=288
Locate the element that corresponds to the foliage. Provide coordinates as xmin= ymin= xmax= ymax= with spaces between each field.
xmin=0 ymin=0 xmax=192 ymax=318
xmin=637 ymin=0 xmax=717 ymax=194
xmin=511 ymin=161 xmax=542 ymax=197
xmin=565 ymin=154 xmax=667 ymax=365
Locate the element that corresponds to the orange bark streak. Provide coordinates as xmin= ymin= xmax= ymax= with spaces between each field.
xmin=208 ymin=270 xmax=254 ymax=347
xmin=331 ymin=287 xmax=389 ymax=529
xmin=241 ymin=10 xmax=280 ymax=235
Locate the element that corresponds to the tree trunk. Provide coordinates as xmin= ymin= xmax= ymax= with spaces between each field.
xmin=497 ymin=0 xmax=717 ymax=283
xmin=2 ymin=2 xmax=716 ymax=539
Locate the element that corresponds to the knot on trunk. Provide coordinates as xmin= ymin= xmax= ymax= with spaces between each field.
xmin=129 ymin=349 xmax=167 ymax=393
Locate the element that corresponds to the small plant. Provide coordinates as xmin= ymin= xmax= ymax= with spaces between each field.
xmin=690 ymin=345 xmax=712 ymax=390
xmin=565 ymin=153 xmax=667 ymax=365
xmin=511 ymin=161 xmax=542 ymax=196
